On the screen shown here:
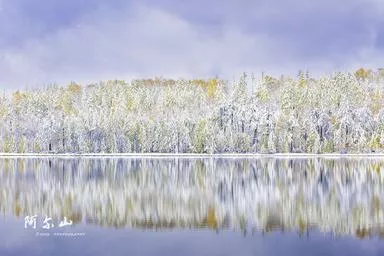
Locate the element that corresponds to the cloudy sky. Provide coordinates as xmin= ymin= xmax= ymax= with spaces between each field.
xmin=0 ymin=0 xmax=383 ymax=89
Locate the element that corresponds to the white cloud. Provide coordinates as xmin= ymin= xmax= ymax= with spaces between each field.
xmin=0 ymin=2 xmax=383 ymax=90
xmin=0 ymin=4 xmax=275 ymax=88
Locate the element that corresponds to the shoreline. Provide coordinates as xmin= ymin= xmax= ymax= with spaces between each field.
xmin=0 ymin=153 xmax=384 ymax=158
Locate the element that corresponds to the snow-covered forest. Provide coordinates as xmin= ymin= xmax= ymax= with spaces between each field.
xmin=0 ymin=69 xmax=384 ymax=153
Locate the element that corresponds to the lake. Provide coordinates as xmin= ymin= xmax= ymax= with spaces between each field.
xmin=0 ymin=156 xmax=383 ymax=256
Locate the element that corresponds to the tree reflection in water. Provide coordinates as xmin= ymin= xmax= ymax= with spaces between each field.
xmin=0 ymin=157 xmax=383 ymax=238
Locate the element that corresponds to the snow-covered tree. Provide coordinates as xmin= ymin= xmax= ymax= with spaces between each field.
xmin=0 ymin=70 xmax=383 ymax=154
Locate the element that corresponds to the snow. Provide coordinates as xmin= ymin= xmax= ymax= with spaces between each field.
xmin=0 ymin=73 xmax=383 ymax=154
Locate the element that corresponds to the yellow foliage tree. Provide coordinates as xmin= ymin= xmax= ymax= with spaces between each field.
xmin=67 ymin=82 xmax=82 ymax=94
xmin=354 ymin=68 xmax=371 ymax=81
xmin=206 ymin=79 xmax=218 ymax=98
xmin=12 ymin=91 xmax=27 ymax=105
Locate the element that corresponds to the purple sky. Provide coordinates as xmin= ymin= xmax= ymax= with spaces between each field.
xmin=0 ymin=0 xmax=383 ymax=88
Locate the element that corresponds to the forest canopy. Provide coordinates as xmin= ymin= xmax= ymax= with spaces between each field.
xmin=0 ymin=69 xmax=383 ymax=154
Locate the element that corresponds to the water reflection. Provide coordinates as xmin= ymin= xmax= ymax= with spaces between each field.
xmin=0 ymin=157 xmax=383 ymax=238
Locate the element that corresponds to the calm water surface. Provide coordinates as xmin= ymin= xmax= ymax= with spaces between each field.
xmin=0 ymin=157 xmax=383 ymax=256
